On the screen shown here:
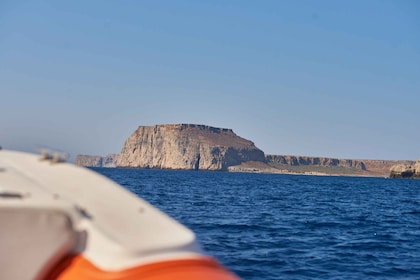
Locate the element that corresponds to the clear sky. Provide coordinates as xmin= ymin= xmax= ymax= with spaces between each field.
xmin=1 ymin=0 xmax=419 ymax=160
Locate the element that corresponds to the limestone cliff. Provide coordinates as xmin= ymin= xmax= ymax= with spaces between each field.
xmin=75 ymin=154 xmax=120 ymax=167
xmin=117 ymin=124 xmax=266 ymax=170
xmin=390 ymin=160 xmax=420 ymax=178
xmin=74 ymin=123 xmax=417 ymax=177
xmin=266 ymin=155 xmax=367 ymax=170
xmin=363 ymin=160 xmax=414 ymax=177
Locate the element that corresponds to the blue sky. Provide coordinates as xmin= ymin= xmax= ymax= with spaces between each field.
xmin=1 ymin=0 xmax=419 ymax=160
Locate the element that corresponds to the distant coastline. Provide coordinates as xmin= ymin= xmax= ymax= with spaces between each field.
xmin=75 ymin=124 xmax=418 ymax=178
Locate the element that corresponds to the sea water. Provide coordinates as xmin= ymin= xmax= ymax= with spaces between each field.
xmin=95 ymin=168 xmax=420 ymax=279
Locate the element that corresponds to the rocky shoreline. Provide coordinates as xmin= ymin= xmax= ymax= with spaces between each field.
xmin=75 ymin=124 xmax=418 ymax=178
xmin=389 ymin=161 xmax=420 ymax=178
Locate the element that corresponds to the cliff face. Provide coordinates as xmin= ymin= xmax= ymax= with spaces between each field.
xmin=390 ymin=160 xmax=420 ymax=178
xmin=75 ymin=154 xmax=120 ymax=167
xmin=117 ymin=124 xmax=265 ymax=170
xmin=363 ymin=160 xmax=414 ymax=177
xmin=266 ymin=155 xmax=367 ymax=170
xmin=75 ymin=123 xmax=417 ymax=177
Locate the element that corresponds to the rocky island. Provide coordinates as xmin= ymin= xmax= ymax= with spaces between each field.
xmin=75 ymin=124 xmax=417 ymax=178
xmin=117 ymin=124 xmax=265 ymax=170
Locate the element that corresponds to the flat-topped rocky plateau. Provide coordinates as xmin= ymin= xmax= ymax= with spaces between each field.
xmin=75 ymin=124 xmax=417 ymax=178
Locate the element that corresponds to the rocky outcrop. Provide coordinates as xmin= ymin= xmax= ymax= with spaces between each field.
xmin=117 ymin=124 xmax=266 ymax=170
xmin=75 ymin=154 xmax=120 ymax=167
xmin=74 ymin=123 xmax=418 ymax=177
xmin=363 ymin=160 xmax=414 ymax=177
xmin=266 ymin=155 xmax=367 ymax=170
xmin=390 ymin=160 xmax=420 ymax=178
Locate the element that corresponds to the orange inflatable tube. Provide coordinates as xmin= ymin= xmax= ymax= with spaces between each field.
xmin=46 ymin=255 xmax=240 ymax=280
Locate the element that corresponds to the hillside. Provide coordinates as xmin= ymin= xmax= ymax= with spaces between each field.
xmin=264 ymin=155 xmax=413 ymax=177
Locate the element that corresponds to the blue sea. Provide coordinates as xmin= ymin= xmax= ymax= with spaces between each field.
xmin=95 ymin=168 xmax=420 ymax=280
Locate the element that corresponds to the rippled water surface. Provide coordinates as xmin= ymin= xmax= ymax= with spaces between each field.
xmin=95 ymin=168 xmax=420 ymax=279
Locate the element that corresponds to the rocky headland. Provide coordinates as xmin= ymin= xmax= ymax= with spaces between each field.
xmin=75 ymin=154 xmax=120 ymax=167
xmin=389 ymin=161 xmax=420 ymax=178
xmin=117 ymin=124 xmax=265 ymax=170
xmin=75 ymin=124 xmax=417 ymax=177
